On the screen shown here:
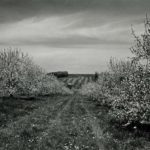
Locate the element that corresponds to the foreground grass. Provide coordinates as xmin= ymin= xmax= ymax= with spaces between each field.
xmin=0 ymin=94 xmax=99 ymax=150
xmin=0 ymin=93 xmax=150 ymax=150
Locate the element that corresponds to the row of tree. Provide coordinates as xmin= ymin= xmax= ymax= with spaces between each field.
xmin=81 ymin=16 xmax=150 ymax=127
xmin=0 ymin=48 xmax=70 ymax=97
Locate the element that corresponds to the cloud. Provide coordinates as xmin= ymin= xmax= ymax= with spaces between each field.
xmin=0 ymin=0 xmax=149 ymax=73
xmin=0 ymin=11 xmax=144 ymax=48
xmin=0 ymin=0 xmax=147 ymax=47
xmin=0 ymin=0 xmax=149 ymax=24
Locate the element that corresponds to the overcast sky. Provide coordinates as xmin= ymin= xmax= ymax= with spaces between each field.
xmin=0 ymin=0 xmax=149 ymax=73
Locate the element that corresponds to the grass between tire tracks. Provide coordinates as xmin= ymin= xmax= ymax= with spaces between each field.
xmin=0 ymin=92 xmax=150 ymax=150
xmin=0 ymin=94 xmax=100 ymax=150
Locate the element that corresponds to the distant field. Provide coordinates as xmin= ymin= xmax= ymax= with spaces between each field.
xmin=59 ymin=74 xmax=94 ymax=89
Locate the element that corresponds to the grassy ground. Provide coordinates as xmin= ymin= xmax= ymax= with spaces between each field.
xmin=0 ymin=76 xmax=150 ymax=150
xmin=0 ymin=94 xmax=99 ymax=150
xmin=0 ymin=93 xmax=150 ymax=150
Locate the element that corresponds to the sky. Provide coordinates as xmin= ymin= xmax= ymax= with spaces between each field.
xmin=0 ymin=0 xmax=149 ymax=73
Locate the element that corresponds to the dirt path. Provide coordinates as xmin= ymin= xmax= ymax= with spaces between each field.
xmin=0 ymin=94 xmax=106 ymax=150
xmin=81 ymin=96 xmax=105 ymax=150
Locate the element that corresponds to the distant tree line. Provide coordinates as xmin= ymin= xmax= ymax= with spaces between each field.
xmin=47 ymin=71 xmax=68 ymax=78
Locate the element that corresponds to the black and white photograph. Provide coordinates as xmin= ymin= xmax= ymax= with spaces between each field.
xmin=0 ymin=0 xmax=150 ymax=149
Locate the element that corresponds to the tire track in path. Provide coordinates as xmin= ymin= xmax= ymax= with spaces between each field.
xmin=80 ymin=95 xmax=105 ymax=150
xmin=48 ymin=94 xmax=74 ymax=126
xmin=59 ymin=94 xmax=100 ymax=150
